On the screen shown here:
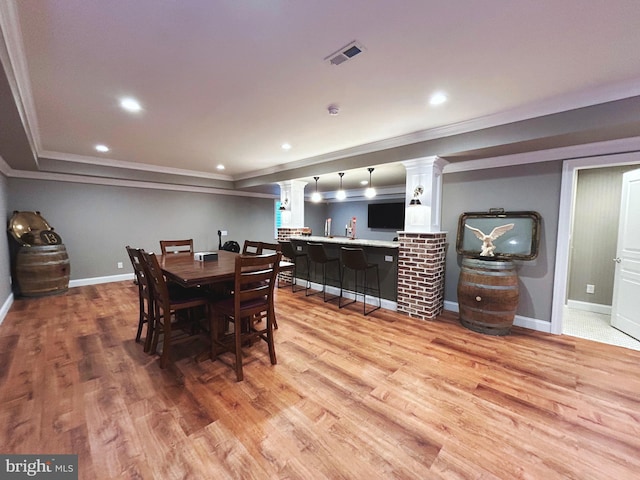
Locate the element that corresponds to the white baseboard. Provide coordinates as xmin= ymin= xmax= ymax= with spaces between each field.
xmin=302 ymin=281 xmax=398 ymax=311
xmin=566 ymin=299 xmax=612 ymax=315
xmin=0 ymin=292 xmax=14 ymax=327
xmin=443 ymin=300 xmax=552 ymax=333
xmin=69 ymin=273 xmax=135 ymax=287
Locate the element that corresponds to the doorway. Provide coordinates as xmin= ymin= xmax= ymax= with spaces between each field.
xmin=551 ymin=152 xmax=640 ymax=350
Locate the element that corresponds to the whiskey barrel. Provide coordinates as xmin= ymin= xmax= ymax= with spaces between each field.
xmin=457 ymin=257 xmax=519 ymax=335
xmin=15 ymin=244 xmax=70 ymax=297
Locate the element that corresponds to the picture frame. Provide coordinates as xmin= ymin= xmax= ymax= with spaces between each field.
xmin=456 ymin=210 xmax=541 ymax=260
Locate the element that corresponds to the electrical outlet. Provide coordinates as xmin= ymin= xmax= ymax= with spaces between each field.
xmin=296 ymin=245 xmax=302 ymax=251
xmin=221 ymin=230 xmax=228 ymax=236
xmin=385 ymin=255 xmax=393 ymax=262
xmin=586 ymin=284 xmax=595 ymax=294
xmin=117 ymin=262 xmax=123 ymax=269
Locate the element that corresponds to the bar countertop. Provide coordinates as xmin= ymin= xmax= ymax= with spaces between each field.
xmin=289 ymin=235 xmax=399 ymax=249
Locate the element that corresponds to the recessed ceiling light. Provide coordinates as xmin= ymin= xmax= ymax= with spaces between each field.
xmin=429 ymin=91 xmax=447 ymax=106
xmin=120 ymin=97 xmax=142 ymax=113
xmin=216 ymin=164 xmax=225 ymax=170
xmin=95 ymin=144 xmax=109 ymax=153
xmin=281 ymin=143 xmax=292 ymax=150
xmin=360 ymin=180 xmax=368 ymax=186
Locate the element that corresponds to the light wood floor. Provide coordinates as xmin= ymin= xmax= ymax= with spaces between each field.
xmin=1 ymin=281 xmax=639 ymax=479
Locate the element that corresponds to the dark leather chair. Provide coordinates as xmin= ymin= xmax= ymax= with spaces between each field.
xmin=210 ymin=252 xmax=281 ymax=381
xmin=339 ymin=247 xmax=381 ymax=315
xmin=278 ymin=240 xmax=307 ymax=293
xmin=306 ymin=242 xmax=340 ymax=303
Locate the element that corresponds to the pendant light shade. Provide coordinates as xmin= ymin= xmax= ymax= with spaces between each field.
xmin=364 ymin=167 xmax=376 ymax=198
xmin=336 ymin=172 xmax=346 ymax=200
xmin=311 ymin=176 xmax=322 ymax=203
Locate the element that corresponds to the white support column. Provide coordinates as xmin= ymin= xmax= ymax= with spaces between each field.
xmin=402 ymin=156 xmax=448 ymax=233
xmin=278 ymin=180 xmax=307 ymax=228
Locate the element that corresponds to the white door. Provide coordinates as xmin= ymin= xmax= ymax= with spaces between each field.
xmin=611 ymin=169 xmax=640 ymax=340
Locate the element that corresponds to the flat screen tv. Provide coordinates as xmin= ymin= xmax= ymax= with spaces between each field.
xmin=367 ymin=202 xmax=405 ymax=229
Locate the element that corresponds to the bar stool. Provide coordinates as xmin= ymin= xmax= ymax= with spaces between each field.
xmin=278 ymin=240 xmax=307 ymax=292
xmin=339 ymin=247 xmax=381 ymax=315
xmin=306 ymin=242 xmax=341 ymax=302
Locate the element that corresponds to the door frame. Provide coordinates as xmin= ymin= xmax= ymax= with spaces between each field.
xmin=551 ymin=151 xmax=640 ymax=335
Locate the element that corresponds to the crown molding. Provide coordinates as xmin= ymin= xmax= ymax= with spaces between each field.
xmin=40 ymin=150 xmax=233 ymax=181
xmin=6 ymin=167 xmax=277 ymax=199
xmin=236 ymin=79 xmax=640 ymax=182
xmin=443 ymin=136 xmax=640 ymax=174
xmin=0 ymin=0 xmax=41 ymax=157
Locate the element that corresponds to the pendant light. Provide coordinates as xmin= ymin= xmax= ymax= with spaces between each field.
xmin=311 ymin=176 xmax=322 ymax=203
xmin=364 ymin=167 xmax=376 ymax=198
xmin=336 ymin=172 xmax=346 ymax=200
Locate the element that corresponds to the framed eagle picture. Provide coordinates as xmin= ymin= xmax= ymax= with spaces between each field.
xmin=456 ymin=210 xmax=541 ymax=261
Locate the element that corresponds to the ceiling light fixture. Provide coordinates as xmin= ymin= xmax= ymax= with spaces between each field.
xmin=328 ymin=104 xmax=339 ymax=116
xmin=95 ymin=144 xmax=109 ymax=153
xmin=311 ymin=176 xmax=322 ymax=203
xmin=429 ymin=91 xmax=447 ymax=106
xmin=120 ymin=97 xmax=142 ymax=113
xmin=216 ymin=164 xmax=225 ymax=170
xmin=364 ymin=168 xmax=376 ymax=198
xmin=336 ymin=172 xmax=346 ymax=200
xmin=281 ymin=143 xmax=292 ymax=150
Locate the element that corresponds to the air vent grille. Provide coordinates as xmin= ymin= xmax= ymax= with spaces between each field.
xmin=324 ymin=40 xmax=365 ymax=66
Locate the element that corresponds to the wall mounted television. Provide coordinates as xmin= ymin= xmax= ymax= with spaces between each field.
xmin=367 ymin=202 xmax=405 ymax=229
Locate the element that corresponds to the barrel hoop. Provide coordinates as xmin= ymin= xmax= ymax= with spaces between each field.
xmin=459 ymin=280 xmax=517 ymax=290
xmin=461 ymin=305 xmax=518 ymax=315
xmin=460 ymin=268 xmax=516 ymax=276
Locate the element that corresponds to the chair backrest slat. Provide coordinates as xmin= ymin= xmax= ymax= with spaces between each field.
xmin=160 ymin=239 xmax=194 ymax=255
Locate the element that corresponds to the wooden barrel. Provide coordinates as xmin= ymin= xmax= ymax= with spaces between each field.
xmin=457 ymin=257 xmax=519 ymax=335
xmin=15 ymin=244 xmax=70 ymax=297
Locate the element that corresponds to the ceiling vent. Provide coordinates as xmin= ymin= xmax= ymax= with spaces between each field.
xmin=324 ymin=40 xmax=365 ymax=66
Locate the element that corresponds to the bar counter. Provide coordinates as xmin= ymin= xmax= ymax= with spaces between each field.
xmin=288 ymin=235 xmax=399 ymax=305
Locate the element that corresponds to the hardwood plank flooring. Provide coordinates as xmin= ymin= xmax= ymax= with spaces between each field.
xmin=1 ymin=281 xmax=639 ymax=479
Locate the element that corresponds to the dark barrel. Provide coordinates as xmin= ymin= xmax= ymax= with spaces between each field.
xmin=457 ymin=257 xmax=519 ymax=335
xmin=15 ymin=244 xmax=70 ymax=297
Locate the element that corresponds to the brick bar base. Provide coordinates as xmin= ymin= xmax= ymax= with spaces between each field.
xmin=397 ymin=231 xmax=447 ymax=320
xmin=277 ymin=227 xmax=306 ymax=286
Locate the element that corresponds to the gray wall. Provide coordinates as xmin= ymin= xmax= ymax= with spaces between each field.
xmin=568 ymin=164 xmax=640 ymax=305
xmin=307 ymin=199 xmax=403 ymax=242
xmin=4 ymin=161 xmax=564 ymax=323
xmin=7 ymin=178 xmax=276 ymax=281
xmin=441 ymin=161 xmax=563 ymax=322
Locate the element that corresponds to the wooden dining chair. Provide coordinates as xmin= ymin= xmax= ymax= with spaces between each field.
xmin=242 ymin=240 xmax=262 ymax=255
xmin=125 ymin=246 xmax=154 ymax=352
xmin=210 ymin=251 xmax=281 ymax=381
xmin=160 ymin=239 xmax=194 ymax=255
xmin=140 ymin=250 xmax=209 ymax=368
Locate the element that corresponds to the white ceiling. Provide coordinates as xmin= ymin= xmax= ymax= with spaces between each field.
xmin=3 ymin=0 xmax=640 ymax=195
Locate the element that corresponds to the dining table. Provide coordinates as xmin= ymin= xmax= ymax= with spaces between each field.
xmin=160 ymin=249 xmax=239 ymax=288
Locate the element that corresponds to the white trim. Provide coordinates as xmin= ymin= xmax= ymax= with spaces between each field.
xmin=0 ymin=0 xmax=41 ymax=156
xmin=551 ymin=151 xmax=640 ymax=335
xmin=8 ymin=169 xmax=277 ymax=199
xmin=443 ymin=300 xmax=551 ymax=333
xmin=235 ymin=83 xmax=640 ymax=180
xmin=40 ymin=150 xmax=233 ymax=181
xmin=443 ymin=136 xmax=640 ymax=174
xmin=566 ymin=300 xmax=612 ymax=316
xmin=303 ymin=281 xmax=397 ymax=311
xmin=0 ymin=292 xmax=14 ymax=326
xmin=69 ymin=273 xmax=134 ymax=288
